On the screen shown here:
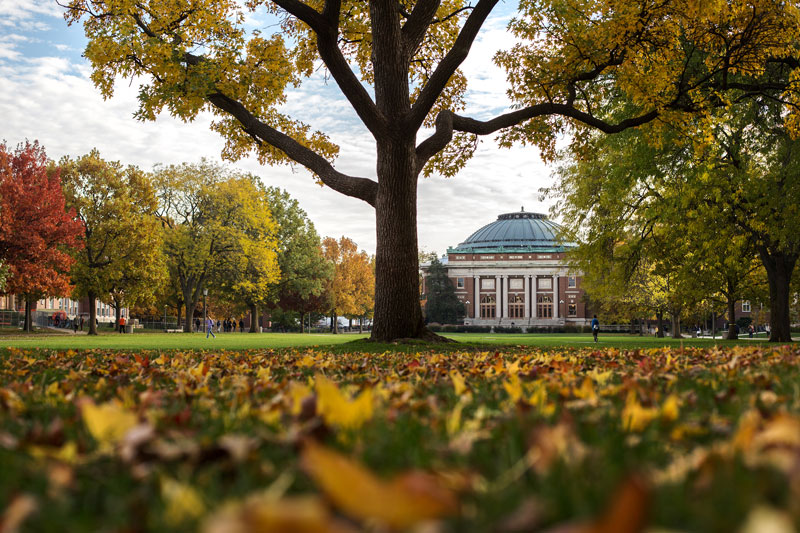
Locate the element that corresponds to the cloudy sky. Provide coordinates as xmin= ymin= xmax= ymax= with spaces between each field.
xmin=0 ymin=0 xmax=559 ymax=255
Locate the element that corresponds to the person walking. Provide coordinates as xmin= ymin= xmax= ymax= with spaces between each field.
xmin=591 ymin=315 xmax=600 ymax=342
xmin=79 ymin=316 xmax=84 ymax=331
xmin=239 ymin=318 xmax=244 ymax=332
xmin=206 ymin=317 xmax=216 ymax=339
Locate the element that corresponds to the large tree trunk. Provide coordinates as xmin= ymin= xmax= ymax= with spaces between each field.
xmin=24 ymin=297 xmax=32 ymax=332
xmin=114 ymin=304 xmax=121 ymax=332
xmin=249 ymin=303 xmax=258 ymax=333
xmin=759 ymin=248 xmax=797 ymax=342
xmin=726 ymin=296 xmax=738 ymax=340
xmin=670 ymin=310 xmax=682 ymax=339
xmin=88 ymin=291 xmax=98 ymax=335
xmin=370 ymin=139 xmax=427 ymax=342
xmin=176 ymin=302 xmax=182 ymax=331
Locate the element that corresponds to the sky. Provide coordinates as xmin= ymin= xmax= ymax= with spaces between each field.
xmin=0 ymin=0 xmax=559 ymax=256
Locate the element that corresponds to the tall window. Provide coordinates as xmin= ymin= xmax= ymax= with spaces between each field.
xmin=742 ymin=300 xmax=751 ymax=313
xmin=508 ymin=294 xmax=525 ymax=318
xmin=568 ymin=276 xmax=577 ymax=288
xmin=568 ymin=303 xmax=577 ymax=316
xmin=480 ymin=294 xmax=496 ymax=318
xmin=537 ymin=294 xmax=553 ymax=318
xmin=456 ymin=277 xmax=464 ymax=289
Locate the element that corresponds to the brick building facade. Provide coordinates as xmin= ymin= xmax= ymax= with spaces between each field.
xmin=423 ymin=209 xmax=592 ymax=326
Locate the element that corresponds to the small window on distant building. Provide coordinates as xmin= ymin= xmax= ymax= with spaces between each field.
xmin=456 ymin=277 xmax=464 ymax=289
xmin=568 ymin=276 xmax=577 ymax=288
xmin=742 ymin=300 xmax=751 ymax=313
xmin=568 ymin=304 xmax=577 ymax=316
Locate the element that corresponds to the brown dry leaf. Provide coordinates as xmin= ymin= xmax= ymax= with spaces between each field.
xmin=527 ymin=423 xmax=588 ymax=475
xmin=301 ymin=440 xmax=457 ymax=529
xmin=202 ymin=495 xmax=356 ymax=533
xmin=543 ymin=476 xmax=649 ymax=533
xmin=1 ymin=494 xmax=38 ymax=533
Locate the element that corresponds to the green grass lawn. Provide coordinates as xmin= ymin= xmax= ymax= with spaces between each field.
xmin=0 ymin=328 xmax=789 ymax=351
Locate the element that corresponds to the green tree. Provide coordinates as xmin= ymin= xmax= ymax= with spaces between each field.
xmin=423 ymin=258 xmax=464 ymax=325
xmin=264 ymin=187 xmax=332 ymax=332
xmin=65 ymin=0 xmax=800 ymax=341
xmin=212 ymin=178 xmax=281 ymax=332
xmin=61 ymin=150 xmax=160 ymax=335
xmin=155 ymin=161 xmax=279 ymax=332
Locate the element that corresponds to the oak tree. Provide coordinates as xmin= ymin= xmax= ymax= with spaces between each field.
xmin=65 ymin=0 xmax=800 ymax=341
xmin=0 ymin=141 xmax=83 ymax=331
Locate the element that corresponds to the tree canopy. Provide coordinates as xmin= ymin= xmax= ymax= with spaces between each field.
xmin=61 ymin=150 xmax=164 ymax=335
xmin=0 ymin=141 xmax=83 ymax=331
xmin=64 ymin=0 xmax=800 ymax=341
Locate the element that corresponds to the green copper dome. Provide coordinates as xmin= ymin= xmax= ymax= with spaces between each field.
xmin=448 ymin=210 xmax=572 ymax=253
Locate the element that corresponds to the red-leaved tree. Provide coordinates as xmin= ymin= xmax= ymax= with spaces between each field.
xmin=0 ymin=141 xmax=84 ymax=331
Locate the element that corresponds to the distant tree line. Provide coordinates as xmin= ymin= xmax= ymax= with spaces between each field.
xmin=0 ymin=141 xmax=374 ymax=334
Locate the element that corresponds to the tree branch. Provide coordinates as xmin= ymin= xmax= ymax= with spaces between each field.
xmin=416 ymin=105 xmax=659 ymax=169
xmin=407 ymin=0 xmax=498 ymax=130
xmin=272 ymin=0 xmax=387 ymax=137
xmin=401 ymin=0 xmax=441 ymax=59
xmin=207 ymin=92 xmax=378 ymax=206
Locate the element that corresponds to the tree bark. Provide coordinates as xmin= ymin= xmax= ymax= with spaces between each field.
xmin=370 ymin=139 xmax=427 ymax=342
xmin=671 ymin=313 xmax=682 ymax=339
xmin=183 ymin=287 xmax=196 ymax=333
xmin=88 ymin=291 xmax=98 ymax=335
xmin=759 ymin=248 xmax=797 ymax=342
xmin=726 ymin=296 xmax=738 ymax=340
xmin=24 ymin=297 xmax=32 ymax=332
xmin=176 ymin=302 xmax=182 ymax=331
xmin=249 ymin=303 xmax=258 ymax=333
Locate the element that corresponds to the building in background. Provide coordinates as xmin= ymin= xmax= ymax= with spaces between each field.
xmin=422 ymin=209 xmax=592 ymax=327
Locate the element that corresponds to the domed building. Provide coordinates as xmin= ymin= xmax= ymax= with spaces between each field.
xmin=424 ymin=209 xmax=591 ymax=326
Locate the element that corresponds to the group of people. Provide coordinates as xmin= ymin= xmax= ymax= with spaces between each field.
xmin=194 ymin=317 xmax=245 ymax=335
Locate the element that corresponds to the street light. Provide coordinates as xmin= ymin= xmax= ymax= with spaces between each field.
xmin=203 ymin=288 xmax=208 ymax=333
xmin=559 ymin=300 xmax=565 ymax=324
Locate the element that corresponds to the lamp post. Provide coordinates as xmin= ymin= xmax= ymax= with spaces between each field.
xmin=559 ymin=300 xmax=565 ymax=325
xmin=465 ymin=300 xmax=470 ymax=322
xmin=203 ymin=288 xmax=208 ymax=333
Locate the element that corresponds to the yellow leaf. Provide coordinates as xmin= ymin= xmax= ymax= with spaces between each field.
xmin=503 ymin=374 xmax=523 ymax=403
xmin=202 ymin=495 xmax=354 ymax=533
xmin=660 ymin=394 xmax=680 ymax=421
xmin=301 ymin=440 xmax=457 ymax=529
xmin=315 ymin=375 xmax=373 ymax=430
xmin=450 ymin=370 xmax=468 ymax=398
xmin=161 ymin=477 xmax=206 ymax=526
xmin=81 ymin=400 xmax=138 ymax=450
xmin=621 ymin=391 xmax=659 ymax=432
xmin=289 ymin=382 xmax=313 ymax=416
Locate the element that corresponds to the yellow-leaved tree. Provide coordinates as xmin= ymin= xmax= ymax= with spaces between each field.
xmin=63 ymin=0 xmax=800 ymax=341
xmin=322 ymin=237 xmax=374 ymax=334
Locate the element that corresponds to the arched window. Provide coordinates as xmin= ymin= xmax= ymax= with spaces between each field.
xmin=480 ymin=294 xmax=496 ymax=318
xmin=537 ymin=294 xmax=553 ymax=318
xmin=508 ymin=293 xmax=525 ymax=318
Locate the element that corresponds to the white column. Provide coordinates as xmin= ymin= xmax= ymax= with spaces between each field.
xmin=524 ymin=276 xmax=530 ymax=319
xmin=532 ymin=275 xmax=537 ymax=319
xmin=473 ymin=276 xmax=480 ymax=319
xmin=501 ymin=275 xmax=508 ymax=319
xmin=495 ymin=275 xmax=501 ymax=320
xmin=553 ymin=274 xmax=559 ymax=319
